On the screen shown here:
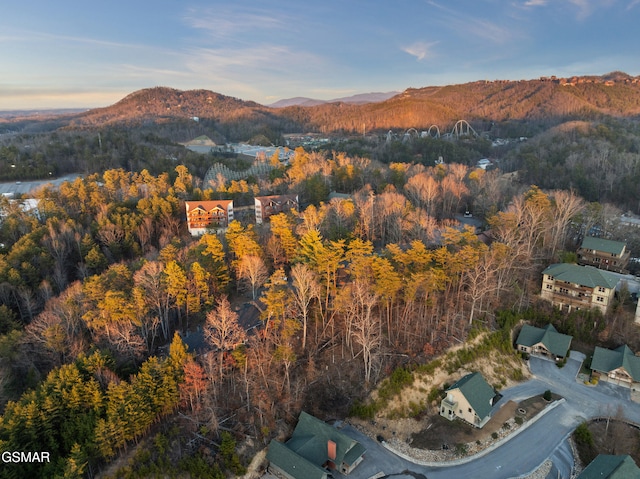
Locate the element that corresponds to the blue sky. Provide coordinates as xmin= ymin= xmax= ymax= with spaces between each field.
xmin=1 ymin=0 xmax=639 ymax=109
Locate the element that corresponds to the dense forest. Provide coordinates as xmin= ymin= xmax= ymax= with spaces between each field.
xmin=0 ymin=147 xmax=638 ymax=477
xmin=0 ymin=75 xmax=640 ymax=478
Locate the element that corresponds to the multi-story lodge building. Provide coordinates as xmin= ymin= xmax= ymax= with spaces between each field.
xmin=185 ymin=200 xmax=234 ymax=235
xmin=254 ymin=194 xmax=299 ymax=224
xmin=540 ymin=263 xmax=619 ymax=314
xmin=577 ymin=236 xmax=630 ymax=274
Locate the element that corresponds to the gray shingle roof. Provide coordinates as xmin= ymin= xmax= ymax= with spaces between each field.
xmin=580 ymin=236 xmax=626 ymax=256
xmin=542 ymin=263 xmax=619 ymax=289
xmin=591 ymin=345 xmax=640 ymax=382
xmin=516 ymin=324 xmax=573 ymax=358
xmin=578 ymin=454 xmax=640 ymax=478
xmin=446 ymin=372 xmax=496 ymax=420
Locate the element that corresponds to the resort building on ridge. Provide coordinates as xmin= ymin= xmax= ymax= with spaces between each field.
xmin=540 ymin=263 xmax=619 ymax=314
xmin=267 ymin=411 xmax=366 ymax=479
xmin=515 ymin=324 xmax=572 ymax=361
xmin=254 ymin=194 xmax=299 ymax=224
xmin=185 ymin=200 xmax=234 ymax=235
xmin=440 ymin=372 xmax=498 ymax=428
xmin=577 ymin=236 xmax=630 ymax=274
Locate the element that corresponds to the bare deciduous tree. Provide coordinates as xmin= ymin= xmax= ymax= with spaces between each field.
xmin=238 ymin=255 xmax=269 ymax=300
xmin=204 ymin=296 xmax=246 ymax=378
xmin=290 ymin=263 xmax=320 ymax=351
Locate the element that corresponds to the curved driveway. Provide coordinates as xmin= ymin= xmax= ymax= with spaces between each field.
xmin=340 ymin=352 xmax=640 ymax=479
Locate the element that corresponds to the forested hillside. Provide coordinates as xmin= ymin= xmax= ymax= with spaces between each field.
xmin=0 ymin=141 xmax=638 ymax=477
xmin=4 ymin=73 xmax=640 ymax=142
xmin=0 ymin=73 xmax=640 ymax=478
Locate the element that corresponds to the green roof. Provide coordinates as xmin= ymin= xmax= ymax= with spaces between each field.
xmin=591 ymin=345 xmax=640 ymax=381
xmin=516 ymin=324 xmax=572 ymax=358
xmin=267 ymin=440 xmax=328 ymax=479
xmin=580 ymin=236 xmax=626 ymax=256
xmin=543 ymin=263 xmax=619 ymax=289
xmin=267 ymin=412 xmax=366 ymax=479
xmin=446 ymin=372 xmax=496 ymax=420
xmin=578 ymin=454 xmax=640 ymax=479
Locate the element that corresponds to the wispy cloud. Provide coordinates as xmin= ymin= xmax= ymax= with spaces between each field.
xmin=1 ymin=28 xmax=145 ymax=50
xmin=427 ymin=1 xmax=517 ymax=44
xmin=402 ymin=41 xmax=439 ymax=61
xmin=522 ymin=0 xmax=548 ymax=6
xmin=628 ymin=0 xmax=640 ymax=8
xmin=181 ymin=44 xmax=330 ymax=100
xmin=568 ymin=0 xmax=594 ymax=19
xmin=183 ymin=6 xmax=288 ymax=42
xmin=568 ymin=0 xmax=616 ymax=20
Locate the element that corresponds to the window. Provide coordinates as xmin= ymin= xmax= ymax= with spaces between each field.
xmin=598 ymin=286 xmax=606 ymax=293
xmin=559 ymin=288 xmax=569 ymax=294
xmin=596 ymin=296 xmax=604 ymax=303
xmin=468 ymin=407 xmax=472 ymax=413
xmin=546 ymin=284 xmax=553 ymax=290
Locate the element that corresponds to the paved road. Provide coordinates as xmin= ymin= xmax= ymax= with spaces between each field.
xmin=337 ymin=352 xmax=640 ymax=479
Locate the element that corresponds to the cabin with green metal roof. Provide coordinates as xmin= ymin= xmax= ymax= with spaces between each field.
xmin=578 ymin=454 xmax=640 ymax=478
xmin=515 ymin=324 xmax=572 ymax=361
xmin=591 ymin=345 xmax=640 ymax=389
xmin=540 ymin=263 xmax=619 ymax=314
xmin=266 ymin=412 xmax=366 ymax=479
xmin=577 ymin=236 xmax=630 ymax=274
xmin=440 ymin=372 xmax=498 ymax=428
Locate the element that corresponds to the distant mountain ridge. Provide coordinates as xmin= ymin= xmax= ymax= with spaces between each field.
xmin=268 ymin=91 xmax=399 ymax=108
xmin=30 ymin=72 xmax=640 ymax=137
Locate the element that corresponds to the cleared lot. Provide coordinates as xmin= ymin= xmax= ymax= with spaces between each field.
xmin=0 ymin=174 xmax=81 ymax=197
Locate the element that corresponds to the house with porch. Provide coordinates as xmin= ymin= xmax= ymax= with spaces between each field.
xmin=515 ymin=324 xmax=572 ymax=361
xmin=267 ymin=411 xmax=366 ymax=479
xmin=577 ymin=236 xmax=630 ymax=274
xmin=577 ymin=454 xmax=640 ymax=478
xmin=590 ymin=344 xmax=640 ymax=389
xmin=540 ymin=263 xmax=619 ymax=314
xmin=185 ymin=200 xmax=234 ymax=235
xmin=439 ymin=372 xmax=498 ymax=428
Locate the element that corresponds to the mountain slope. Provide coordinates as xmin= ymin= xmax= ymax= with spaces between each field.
xmin=68 ymin=87 xmax=270 ymax=127
xmin=50 ymin=74 xmax=640 ymax=136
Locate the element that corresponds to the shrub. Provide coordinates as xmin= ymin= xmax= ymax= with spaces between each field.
xmin=491 ymin=432 xmax=499 ymax=440
xmin=574 ymin=422 xmax=593 ymax=447
xmin=350 ymin=400 xmax=379 ymax=420
xmin=427 ymin=386 xmax=442 ymax=403
xmin=543 ymin=389 xmax=552 ymax=401
xmin=514 ymin=416 xmax=523 ymax=425
xmin=378 ymin=367 xmax=414 ymax=401
xmin=455 ymin=443 xmax=468 ymax=455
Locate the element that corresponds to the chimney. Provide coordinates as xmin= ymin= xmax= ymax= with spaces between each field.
xmin=327 ymin=440 xmax=336 ymax=460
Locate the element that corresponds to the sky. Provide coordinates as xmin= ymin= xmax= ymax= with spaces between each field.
xmin=1 ymin=0 xmax=639 ymax=110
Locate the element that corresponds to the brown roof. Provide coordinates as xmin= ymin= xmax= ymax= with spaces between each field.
xmin=185 ymin=200 xmax=233 ymax=212
xmin=255 ymin=194 xmax=298 ymax=206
